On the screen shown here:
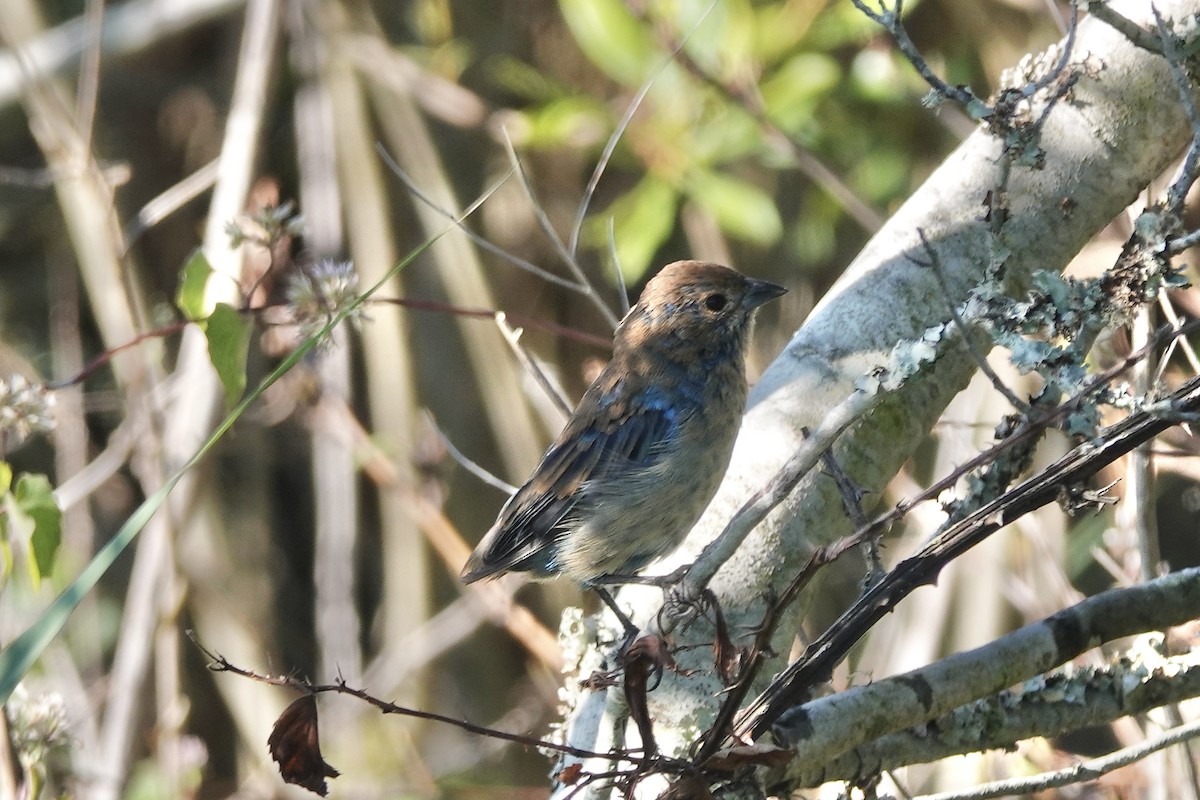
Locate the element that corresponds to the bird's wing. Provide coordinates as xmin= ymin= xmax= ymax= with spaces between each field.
xmin=460 ymin=397 xmax=678 ymax=581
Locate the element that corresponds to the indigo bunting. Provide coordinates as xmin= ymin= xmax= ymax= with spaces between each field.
xmin=461 ymin=260 xmax=786 ymax=592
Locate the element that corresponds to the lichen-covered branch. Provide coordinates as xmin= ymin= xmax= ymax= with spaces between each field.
xmin=773 ymin=566 xmax=1200 ymax=786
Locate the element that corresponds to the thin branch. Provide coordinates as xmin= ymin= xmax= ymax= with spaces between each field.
xmin=1084 ymin=0 xmax=1165 ymax=54
xmin=1153 ymin=6 xmax=1200 ymax=217
xmin=497 ymin=131 xmax=614 ymax=327
xmin=123 ymin=158 xmax=219 ymax=248
xmin=374 ymin=145 xmax=584 ymax=292
xmin=668 ymin=381 xmax=886 ymax=611
xmin=821 ymin=445 xmax=884 ymax=581
xmin=371 ymin=295 xmax=612 ymax=350
xmin=851 ymin=0 xmax=987 ymax=115
xmin=429 ymin=413 xmax=517 ymax=495
xmin=1157 ymin=293 xmax=1200 ymax=375
xmin=608 ymin=217 xmax=630 ymax=315
xmin=916 ymin=708 xmax=1200 ymax=800
xmin=1124 ymin=306 xmax=1162 ymax=579
xmin=691 ymin=523 xmax=877 ymax=763
xmin=194 ymin=634 xmax=683 ymax=769
xmin=44 ymin=321 xmax=186 ymax=390
xmin=495 ymin=312 xmax=575 ymax=420
xmin=74 ymin=0 xmax=104 ymax=155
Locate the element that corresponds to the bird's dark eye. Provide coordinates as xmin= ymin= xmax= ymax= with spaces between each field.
xmin=704 ymin=293 xmax=727 ymax=312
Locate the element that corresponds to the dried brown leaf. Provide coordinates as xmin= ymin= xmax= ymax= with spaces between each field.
xmin=267 ymin=694 xmax=340 ymax=796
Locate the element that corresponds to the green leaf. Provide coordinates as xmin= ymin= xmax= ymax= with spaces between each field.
xmin=559 ymin=0 xmax=656 ymax=85
xmin=788 ymin=190 xmax=839 ymax=267
xmin=204 ymin=303 xmax=252 ymax=407
xmin=760 ymin=52 xmax=841 ymax=134
xmin=593 ymin=175 xmax=679 ymax=284
xmin=514 ymin=97 xmax=610 ymax=149
xmin=176 ymin=249 xmax=214 ymax=322
xmin=685 ymin=170 xmax=782 ymax=246
xmin=14 ymin=474 xmax=60 ymax=582
xmin=678 ymin=0 xmax=755 ymax=81
xmin=0 ymin=461 xmax=11 ymax=496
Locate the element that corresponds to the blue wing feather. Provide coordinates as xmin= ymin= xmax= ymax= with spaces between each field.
xmin=462 ymin=389 xmax=680 ymax=579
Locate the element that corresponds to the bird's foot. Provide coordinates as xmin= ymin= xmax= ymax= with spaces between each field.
xmin=593 ymin=586 xmax=641 ymax=652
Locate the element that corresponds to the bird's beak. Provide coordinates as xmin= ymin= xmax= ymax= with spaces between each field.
xmin=743 ymin=278 xmax=788 ymax=309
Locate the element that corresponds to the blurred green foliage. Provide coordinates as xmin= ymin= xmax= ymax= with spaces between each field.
xmin=482 ymin=0 xmax=956 ymax=283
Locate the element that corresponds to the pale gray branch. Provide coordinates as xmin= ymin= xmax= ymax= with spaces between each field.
xmin=776 ymin=566 xmax=1200 ymax=786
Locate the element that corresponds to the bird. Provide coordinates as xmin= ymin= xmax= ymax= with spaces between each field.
xmin=460 ymin=261 xmax=786 ymax=622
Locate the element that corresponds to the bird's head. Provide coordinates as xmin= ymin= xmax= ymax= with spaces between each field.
xmin=618 ymin=261 xmax=787 ymax=352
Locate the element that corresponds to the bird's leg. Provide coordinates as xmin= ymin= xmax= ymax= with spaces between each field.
xmin=591 ymin=565 xmax=689 ymax=588
xmin=592 ymin=586 xmax=640 ymax=649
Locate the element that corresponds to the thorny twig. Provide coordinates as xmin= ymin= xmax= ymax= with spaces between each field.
xmin=191 ymin=633 xmax=689 ymax=772
xmin=692 ymin=528 xmax=876 ymax=763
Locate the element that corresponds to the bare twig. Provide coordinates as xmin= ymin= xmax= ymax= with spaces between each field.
xmin=850 ymin=0 xmax=987 ymax=115
xmin=375 ymin=146 xmax=585 ymax=291
xmin=916 ymin=708 xmax=1200 ymax=800
xmin=194 ymin=634 xmax=683 ymax=768
xmin=1084 ymin=0 xmax=1165 ymax=54
xmin=123 ymin=158 xmax=219 ymax=247
xmin=668 ymin=382 xmax=886 ymax=611
xmin=429 ymin=413 xmax=518 ymax=495
xmin=74 ymin=0 xmax=104 ymax=154
xmin=371 ymin=295 xmax=612 ymax=349
xmin=495 ymin=312 xmax=575 ymax=420
xmin=496 ymin=132 xmax=622 ymax=326
xmin=1153 ymin=7 xmax=1200 ymax=217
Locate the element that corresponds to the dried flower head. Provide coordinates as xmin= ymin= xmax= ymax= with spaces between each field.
xmin=7 ymin=684 xmax=69 ymax=758
xmin=0 ymin=374 xmax=56 ymax=449
xmin=286 ymin=259 xmax=366 ymax=342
